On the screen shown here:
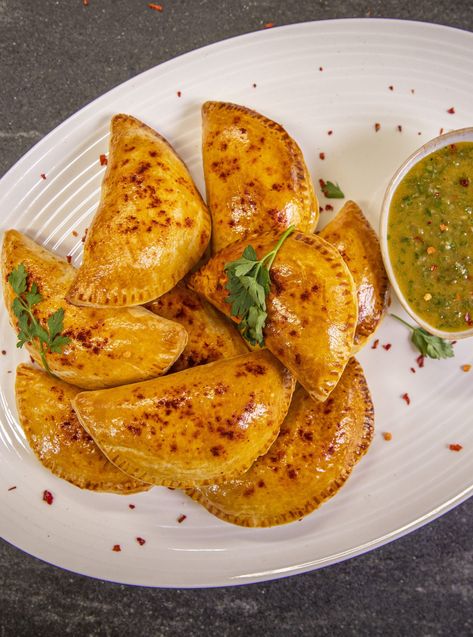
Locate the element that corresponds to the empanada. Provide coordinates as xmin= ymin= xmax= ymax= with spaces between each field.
xmin=2 ymin=230 xmax=187 ymax=389
xmin=190 ymin=231 xmax=358 ymax=402
xmin=72 ymin=351 xmax=295 ymax=489
xmin=202 ymin=101 xmax=319 ymax=253
xmin=188 ymin=358 xmax=373 ymax=527
xmin=15 ymin=364 xmax=150 ymax=493
xmin=67 ymin=114 xmax=211 ymax=307
xmin=319 ymin=201 xmax=389 ymax=350
xmin=148 ymin=282 xmax=247 ymax=371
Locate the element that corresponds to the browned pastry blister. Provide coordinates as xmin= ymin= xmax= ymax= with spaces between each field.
xmin=188 ymin=358 xmax=374 ymax=527
xmin=15 ymin=364 xmax=150 ymax=494
xmin=2 ymin=230 xmax=187 ymax=389
xmin=72 ymin=351 xmax=295 ymax=489
xmin=148 ymin=282 xmax=248 ymax=371
xmin=66 ymin=114 xmax=211 ymax=307
xmin=319 ymin=200 xmax=390 ymax=351
xmin=190 ymin=231 xmax=358 ymax=402
xmin=202 ymin=101 xmax=319 ymax=253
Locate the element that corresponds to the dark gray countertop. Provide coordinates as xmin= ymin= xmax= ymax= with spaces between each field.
xmin=1 ymin=1 xmax=472 ymax=635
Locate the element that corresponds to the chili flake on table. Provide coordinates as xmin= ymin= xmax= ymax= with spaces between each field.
xmin=448 ymin=443 xmax=463 ymax=452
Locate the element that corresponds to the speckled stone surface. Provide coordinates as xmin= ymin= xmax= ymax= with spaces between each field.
xmin=1 ymin=1 xmax=472 ymax=635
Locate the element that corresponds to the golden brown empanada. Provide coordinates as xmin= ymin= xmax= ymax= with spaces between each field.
xmin=148 ymin=282 xmax=247 ymax=371
xmin=66 ymin=114 xmax=211 ymax=307
xmin=2 ymin=230 xmax=187 ymax=389
xmin=72 ymin=351 xmax=295 ymax=489
xmin=202 ymin=101 xmax=319 ymax=253
xmin=15 ymin=364 xmax=150 ymax=493
xmin=190 ymin=231 xmax=357 ymax=402
xmin=188 ymin=358 xmax=373 ymax=527
xmin=319 ymin=201 xmax=389 ymax=351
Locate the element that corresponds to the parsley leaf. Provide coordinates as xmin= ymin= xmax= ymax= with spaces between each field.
xmin=8 ymin=263 xmax=71 ymax=374
xmin=391 ymin=314 xmax=454 ymax=359
xmin=320 ymin=180 xmax=345 ymax=199
xmin=224 ymin=226 xmax=295 ymax=347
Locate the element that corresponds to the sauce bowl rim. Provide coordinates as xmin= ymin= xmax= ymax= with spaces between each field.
xmin=379 ymin=126 xmax=473 ymax=340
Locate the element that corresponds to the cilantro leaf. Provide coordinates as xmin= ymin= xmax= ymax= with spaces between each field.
xmin=411 ymin=328 xmax=454 ymax=359
xmin=224 ymin=225 xmax=295 ymax=347
xmin=8 ymin=266 xmax=70 ymax=375
xmin=47 ymin=308 xmax=66 ymax=340
xmin=391 ymin=314 xmax=454 ymax=360
xmin=321 ymin=180 xmax=345 ymax=199
xmin=8 ymin=263 xmax=28 ymax=295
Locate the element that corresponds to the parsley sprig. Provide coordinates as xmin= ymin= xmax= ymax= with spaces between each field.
xmin=8 ymin=263 xmax=70 ymax=374
xmin=391 ymin=314 xmax=454 ymax=359
xmin=224 ymin=226 xmax=295 ymax=347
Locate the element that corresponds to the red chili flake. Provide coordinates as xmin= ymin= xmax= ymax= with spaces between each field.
xmin=177 ymin=91 xmax=182 ymax=97
xmin=447 ymin=107 xmax=455 ymax=114
xmin=450 ymin=143 xmax=458 ymax=152
xmin=327 ymin=130 xmax=333 ymax=135
xmin=263 ymin=22 xmax=275 ymax=28
xmin=83 ymin=0 xmax=89 ymax=5
xmin=8 ymin=486 xmax=17 ymax=491
xmin=148 ymin=3 xmax=163 ymax=11
xmin=177 ymin=514 xmax=187 ymax=523
xmin=416 ymin=355 xmax=425 ymax=368
xmin=401 ymin=392 xmax=411 ymax=405
xmin=40 ymin=173 xmax=47 ymax=180
xmin=374 ymin=123 xmax=381 ymax=132
xmin=397 ymin=125 xmax=403 ymax=132
xmin=371 ymin=339 xmax=379 ymax=350
xmin=382 ymin=343 xmax=392 ymax=351
xmin=136 ymin=537 xmax=146 ymax=546
xmin=325 ymin=204 xmax=334 ymax=211
xmin=417 ymin=132 xmax=422 ymax=136
xmin=99 ymin=154 xmax=108 ymax=166
xmin=252 ymin=83 xmax=257 ymax=88
xmin=439 ymin=128 xmax=444 ymax=135
xmin=128 ymin=504 xmax=136 ymax=509
xmin=81 ymin=228 xmax=88 ymax=243
xmin=430 ymin=264 xmax=438 ymax=271
xmin=449 ymin=444 xmax=463 ymax=452
xmin=319 ymin=66 xmax=323 ymax=71
xmin=1 ymin=350 xmax=6 ymax=355
xmin=42 ymin=490 xmax=54 ymax=505
xmin=319 ymin=152 xmax=325 ymax=160
xmin=72 ymin=230 xmax=78 ymax=237
xmin=112 ymin=544 xmax=121 ymax=552
xmin=383 ymin=432 xmax=392 ymax=441
xmin=319 ymin=178 xmax=326 ymax=189
xmin=452 ymin=341 xmax=457 ymax=345
xmin=319 ymin=206 xmax=324 ymax=213
xmin=388 ymin=85 xmax=394 ymax=91
xmin=459 ymin=177 xmax=469 ymax=187
xmin=462 ymin=364 xmax=471 ymax=372
xmin=410 ymin=367 xmax=416 ymax=373
xmin=411 ymin=89 xmax=415 ymax=94
xmin=66 ymin=255 xmax=72 ymax=264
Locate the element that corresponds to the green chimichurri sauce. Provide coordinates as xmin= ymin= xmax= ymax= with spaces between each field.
xmin=388 ymin=141 xmax=473 ymax=332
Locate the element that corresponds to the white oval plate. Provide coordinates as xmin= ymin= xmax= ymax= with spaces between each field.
xmin=1 ymin=19 xmax=473 ymax=588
